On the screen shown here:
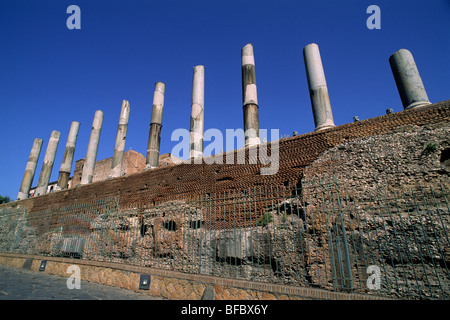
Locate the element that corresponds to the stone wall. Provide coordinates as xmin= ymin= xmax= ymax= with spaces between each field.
xmin=302 ymin=122 xmax=450 ymax=192
xmin=0 ymin=253 xmax=385 ymax=300
xmin=2 ymin=178 xmax=447 ymax=299
xmin=299 ymin=122 xmax=450 ymax=298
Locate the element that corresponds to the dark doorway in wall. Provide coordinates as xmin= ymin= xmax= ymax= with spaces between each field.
xmin=440 ymin=148 xmax=450 ymax=169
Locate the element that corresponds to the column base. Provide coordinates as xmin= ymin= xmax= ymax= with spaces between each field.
xmin=314 ymin=123 xmax=335 ymax=131
xmin=17 ymin=192 xmax=29 ymax=201
xmin=405 ymin=101 xmax=431 ymax=110
xmin=144 ymin=164 xmax=157 ymax=170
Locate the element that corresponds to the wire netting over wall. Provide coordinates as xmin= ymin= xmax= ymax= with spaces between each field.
xmin=0 ymin=180 xmax=448 ymax=300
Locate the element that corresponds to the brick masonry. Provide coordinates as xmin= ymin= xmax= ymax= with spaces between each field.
xmin=3 ymin=100 xmax=449 ymax=216
xmin=72 ymin=149 xmax=147 ymax=186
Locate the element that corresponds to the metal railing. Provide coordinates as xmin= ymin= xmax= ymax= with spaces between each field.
xmin=0 ymin=180 xmax=448 ymax=299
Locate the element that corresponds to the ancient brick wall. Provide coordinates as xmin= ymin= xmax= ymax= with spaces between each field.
xmin=2 ymin=100 xmax=449 ymax=216
xmin=71 ymin=150 xmax=146 ymax=186
xmin=122 ymin=150 xmax=147 ymax=176
xmin=72 ymin=159 xmax=84 ymax=186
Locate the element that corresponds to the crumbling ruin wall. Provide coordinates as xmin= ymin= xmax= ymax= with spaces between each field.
xmin=302 ymin=122 xmax=450 ymax=192
xmin=300 ymin=122 xmax=450 ymax=298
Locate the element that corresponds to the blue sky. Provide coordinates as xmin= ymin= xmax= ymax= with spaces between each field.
xmin=0 ymin=0 xmax=449 ymax=200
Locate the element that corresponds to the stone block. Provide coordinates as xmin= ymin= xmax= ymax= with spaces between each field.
xmin=216 ymin=230 xmax=252 ymax=259
xmin=201 ymin=286 xmax=215 ymax=300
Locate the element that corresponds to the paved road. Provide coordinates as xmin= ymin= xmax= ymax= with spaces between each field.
xmin=0 ymin=265 xmax=163 ymax=300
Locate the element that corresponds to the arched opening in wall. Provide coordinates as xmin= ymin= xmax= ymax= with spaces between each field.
xmin=440 ymin=148 xmax=450 ymax=169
